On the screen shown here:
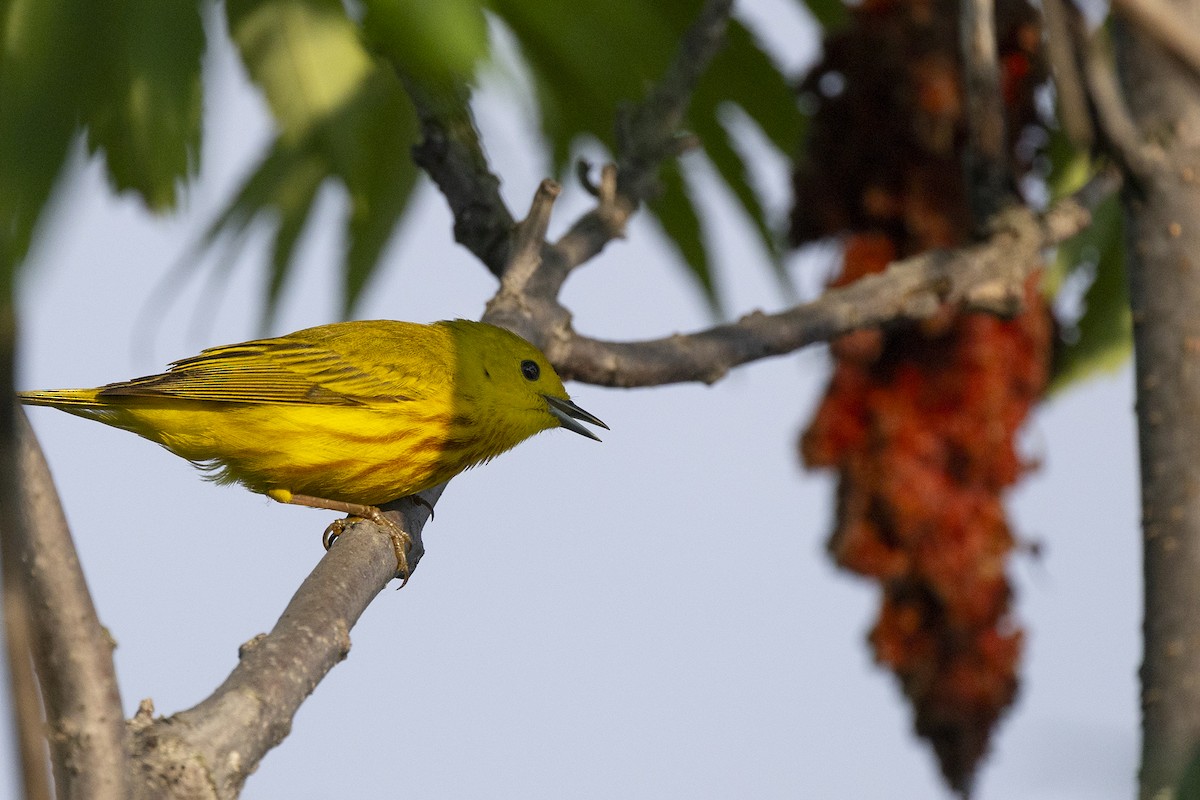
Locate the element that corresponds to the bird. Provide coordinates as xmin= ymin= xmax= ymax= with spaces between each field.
xmin=20 ymin=319 xmax=607 ymax=580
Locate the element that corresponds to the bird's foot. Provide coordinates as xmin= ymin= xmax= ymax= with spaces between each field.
xmin=322 ymin=518 xmax=348 ymax=551
xmin=322 ymin=511 xmax=413 ymax=585
xmin=410 ymin=493 xmax=435 ymax=520
xmin=363 ymin=508 xmax=414 ymax=587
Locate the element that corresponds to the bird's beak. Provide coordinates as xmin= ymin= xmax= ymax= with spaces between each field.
xmin=544 ymin=395 xmax=609 ymax=442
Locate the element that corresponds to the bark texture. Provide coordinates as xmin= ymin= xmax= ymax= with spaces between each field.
xmin=1114 ymin=5 xmax=1200 ymax=795
xmin=19 ymin=414 xmax=127 ymax=800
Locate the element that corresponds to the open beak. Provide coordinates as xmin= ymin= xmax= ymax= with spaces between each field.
xmin=544 ymin=395 xmax=609 ymax=442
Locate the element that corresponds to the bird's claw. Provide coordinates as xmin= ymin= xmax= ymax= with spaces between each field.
xmin=410 ymin=493 xmax=435 ymax=520
xmin=322 ymin=518 xmax=348 ymax=551
xmin=322 ymin=512 xmax=413 ymax=587
xmin=364 ymin=509 xmax=414 ymax=586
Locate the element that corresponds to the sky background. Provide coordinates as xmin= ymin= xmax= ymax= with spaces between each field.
xmin=4 ymin=2 xmax=1140 ymax=798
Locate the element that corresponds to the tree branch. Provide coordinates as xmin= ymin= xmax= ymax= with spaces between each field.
xmin=1 ymin=316 xmax=52 ymax=800
xmin=497 ymin=169 xmax=1114 ymax=388
xmin=406 ymin=78 xmax=514 ymax=278
xmin=614 ymin=0 xmax=730 ymax=203
xmin=483 ymin=0 xmax=732 ymax=339
xmin=1112 ymin=0 xmax=1200 ymax=78
xmin=127 ymin=488 xmax=440 ymax=799
xmin=120 ymin=4 xmax=739 ymax=793
xmin=1111 ymin=4 xmax=1200 ymax=793
xmin=1080 ymin=23 xmax=1163 ymax=179
xmin=960 ymin=0 xmax=1013 ymax=229
xmin=17 ymin=413 xmax=127 ymax=799
xmin=497 ymin=179 xmax=561 ymax=300
xmin=1042 ymin=0 xmax=1094 ymax=148
xmin=405 ymin=0 xmax=733 ymax=310
xmin=534 ymin=0 xmax=731 ymax=296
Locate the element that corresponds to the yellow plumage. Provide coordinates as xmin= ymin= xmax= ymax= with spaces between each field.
xmin=21 ymin=319 xmax=605 ymax=572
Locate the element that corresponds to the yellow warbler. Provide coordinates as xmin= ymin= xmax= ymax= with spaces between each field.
xmin=20 ymin=319 xmax=606 ymax=577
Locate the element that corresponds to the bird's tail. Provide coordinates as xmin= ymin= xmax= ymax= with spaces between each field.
xmin=18 ymin=388 xmax=105 ymax=409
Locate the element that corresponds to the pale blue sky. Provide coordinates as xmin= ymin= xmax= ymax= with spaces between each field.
xmin=5 ymin=3 xmax=1139 ymax=797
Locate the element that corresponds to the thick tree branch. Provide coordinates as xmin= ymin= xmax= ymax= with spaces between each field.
xmin=1 ymin=317 xmax=52 ymax=800
xmin=121 ymin=5 xmax=738 ymax=794
xmin=1112 ymin=2 xmax=1200 ymax=794
xmin=1112 ymin=0 xmax=1200 ymax=78
xmin=127 ymin=488 xmax=440 ymax=799
xmin=17 ymin=413 xmax=127 ymax=799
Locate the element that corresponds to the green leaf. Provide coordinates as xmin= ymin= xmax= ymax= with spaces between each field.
xmin=82 ymin=1 xmax=204 ymax=211
xmin=218 ymin=1 xmax=434 ymax=319
xmin=339 ymin=73 xmax=421 ymax=315
xmin=1180 ymin=744 xmax=1200 ymax=800
xmin=488 ymin=0 xmax=680 ymax=169
xmin=1041 ymin=127 xmax=1094 ymax=296
xmin=361 ymin=0 xmax=488 ymax=87
xmin=226 ymin=0 xmax=374 ymax=144
xmin=686 ymin=20 xmax=803 ymax=294
xmin=694 ymin=110 xmax=788 ymax=292
xmin=1049 ymin=192 xmax=1131 ymax=392
xmin=0 ymin=0 xmax=91 ymax=285
xmin=800 ymin=0 xmax=848 ymax=30
xmin=204 ymin=68 xmax=420 ymax=324
xmin=1042 ymin=124 xmax=1132 ymax=391
xmin=650 ymin=158 xmax=719 ymax=310
xmin=689 ymin=19 xmax=802 ymax=156
xmin=261 ymin=151 xmax=325 ymax=326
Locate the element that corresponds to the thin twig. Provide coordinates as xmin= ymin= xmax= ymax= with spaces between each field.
xmin=1042 ymin=0 xmax=1094 ymax=148
xmin=551 ymin=0 xmax=731 ymax=289
xmin=550 ymin=163 xmax=624 ymax=276
xmin=575 ymin=159 xmax=600 ymax=197
xmin=498 ymin=180 xmax=561 ymax=300
xmin=405 ymin=0 xmax=734 ymax=305
xmin=615 ymin=0 xmax=732 ymax=202
xmin=960 ymin=0 xmax=1012 ymax=229
xmin=1080 ymin=24 xmax=1160 ymax=178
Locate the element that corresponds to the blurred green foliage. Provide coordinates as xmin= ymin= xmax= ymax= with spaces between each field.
xmin=1179 ymin=745 xmax=1200 ymax=800
xmin=1044 ymin=133 xmax=1131 ymax=391
xmin=1 ymin=0 xmax=808 ymax=319
xmin=0 ymin=0 xmax=202 ymax=292
xmin=1 ymin=0 xmax=1131 ymax=387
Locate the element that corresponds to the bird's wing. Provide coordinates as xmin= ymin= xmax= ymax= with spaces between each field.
xmin=98 ymin=327 xmax=445 ymax=406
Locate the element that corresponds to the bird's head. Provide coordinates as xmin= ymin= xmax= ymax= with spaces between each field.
xmin=443 ymin=320 xmax=608 ymax=444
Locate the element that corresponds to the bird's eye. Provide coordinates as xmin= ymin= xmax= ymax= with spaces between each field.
xmin=520 ymin=360 xmax=540 ymax=381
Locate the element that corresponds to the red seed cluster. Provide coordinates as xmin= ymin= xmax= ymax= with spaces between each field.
xmin=802 ymin=254 xmax=1050 ymax=787
xmin=790 ymin=0 xmax=1048 ymax=791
